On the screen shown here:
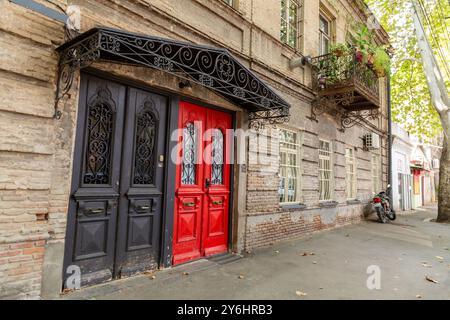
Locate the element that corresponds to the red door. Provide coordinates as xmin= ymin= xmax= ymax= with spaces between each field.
xmin=173 ymin=101 xmax=232 ymax=265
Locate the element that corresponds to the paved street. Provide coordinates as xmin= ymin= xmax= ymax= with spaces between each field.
xmin=61 ymin=206 xmax=450 ymax=300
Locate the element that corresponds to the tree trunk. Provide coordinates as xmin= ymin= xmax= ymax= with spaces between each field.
xmin=412 ymin=0 xmax=450 ymax=222
xmin=437 ymin=120 xmax=450 ymax=222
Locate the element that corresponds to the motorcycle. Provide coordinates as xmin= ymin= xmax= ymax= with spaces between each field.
xmin=372 ymin=185 xmax=396 ymax=223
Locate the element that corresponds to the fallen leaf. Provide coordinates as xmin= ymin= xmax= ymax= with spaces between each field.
xmin=416 ymin=294 xmax=422 ymax=299
xmin=301 ymin=252 xmax=308 ymax=256
xmin=183 ymin=272 xmax=189 ymax=276
xmin=435 ymin=256 xmax=444 ymax=260
xmin=425 ymin=276 xmax=439 ymax=284
xmin=319 ymin=287 xmax=323 ymax=290
xmin=150 ymin=275 xmax=156 ymax=280
xmin=421 ymin=263 xmax=433 ymax=268
xmin=295 ymin=290 xmax=307 ymax=297
xmin=345 ymin=234 xmax=350 ymax=237
xmin=312 ymin=261 xmax=317 ymax=264
xmin=238 ymin=275 xmax=245 ymax=279
xmin=274 ymin=250 xmax=280 ymax=254
xmin=443 ymin=247 xmax=449 ymax=251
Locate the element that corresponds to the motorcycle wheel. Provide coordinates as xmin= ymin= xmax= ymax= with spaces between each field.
xmin=387 ymin=209 xmax=396 ymax=221
xmin=376 ymin=207 xmax=388 ymax=223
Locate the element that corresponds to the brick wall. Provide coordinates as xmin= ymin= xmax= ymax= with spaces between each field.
xmin=245 ymin=204 xmax=365 ymax=250
xmin=0 ymin=240 xmax=46 ymax=299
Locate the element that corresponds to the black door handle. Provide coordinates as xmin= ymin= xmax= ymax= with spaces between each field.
xmin=205 ymin=178 xmax=211 ymax=189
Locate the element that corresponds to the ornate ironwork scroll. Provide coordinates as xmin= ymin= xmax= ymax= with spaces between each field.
xmin=181 ymin=122 xmax=197 ymax=185
xmin=133 ymin=99 xmax=158 ymax=185
xmin=55 ymin=28 xmax=290 ymax=125
xmin=83 ymin=86 xmax=115 ymax=185
xmin=247 ymin=107 xmax=290 ymax=131
xmin=340 ymin=109 xmax=380 ymax=129
xmin=211 ymin=129 xmax=224 ymax=185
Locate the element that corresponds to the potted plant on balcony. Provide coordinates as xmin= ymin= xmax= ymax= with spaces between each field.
xmin=372 ymin=47 xmax=391 ymax=77
xmin=353 ymin=24 xmax=371 ymax=62
xmin=330 ymin=43 xmax=349 ymax=57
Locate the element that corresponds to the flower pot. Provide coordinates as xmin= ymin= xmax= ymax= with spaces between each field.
xmin=366 ymin=53 xmax=375 ymax=65
xmin=319 ymin=76 xmax=327 ymax=89
xmin=374 ymin=68 xmax=386 ymax=78
xmin=355 ymin=50 xmax=363 ymax=63
xmin=333 ymin=49 xmax=344 ymax=57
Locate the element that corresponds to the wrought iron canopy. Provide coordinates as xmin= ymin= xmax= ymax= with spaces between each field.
xmin=55 ymin=27 xmax=290 ymax=126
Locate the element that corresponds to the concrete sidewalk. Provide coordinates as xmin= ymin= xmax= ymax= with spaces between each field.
xmin=60 ymin=206 xmax=450 ymax=300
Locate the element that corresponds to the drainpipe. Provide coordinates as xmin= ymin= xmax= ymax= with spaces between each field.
xmin=387 ymin=76 xmax=393 ymax=199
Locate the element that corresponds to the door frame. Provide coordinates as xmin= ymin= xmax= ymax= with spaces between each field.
xmin=62 ymin=68 xmax=237 ymax=287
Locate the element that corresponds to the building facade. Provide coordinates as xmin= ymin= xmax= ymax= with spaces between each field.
xmin=0 ymin=0 xmax=390 ymax=299
xmin=391 ymin=122 xmax=439 ymax=211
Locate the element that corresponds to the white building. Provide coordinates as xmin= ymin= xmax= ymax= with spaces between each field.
xmin=391 ymin=123 xmax=439 ymax=211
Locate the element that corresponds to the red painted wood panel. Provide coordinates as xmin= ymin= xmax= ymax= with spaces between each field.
xmin=173 ymin=102 xmax=232 ymax=265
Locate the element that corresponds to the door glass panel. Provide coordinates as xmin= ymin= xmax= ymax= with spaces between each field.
xmin=133 ymin=105 xmax=157 ymax=185
xmin=181 ymin=122 xmax=197 ymax=185
xmin=211 ymin=129 xmax=224 ymax=185
xmin=83 ymin=100 xmax=114 ymax=184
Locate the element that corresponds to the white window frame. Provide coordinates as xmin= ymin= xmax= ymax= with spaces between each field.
xmin=221 ymin=0 xmax=238 ymax=9
xmin=319 ymin=14 xmax=331 ymax=55
xmin=319 ymin=139 xmax=333 ymax=201
xmin=371 ymin=153 xmax=381 ymax=194
xmin=345 ymin=148 xmax=357 ymax=200
xmin=278 ymin=127 xmax=302 ymax=204
xmin=281 ymin=0 xmax=303 ymax=50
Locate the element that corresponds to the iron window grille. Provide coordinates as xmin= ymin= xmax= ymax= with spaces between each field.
xmin=319 ymin=139 xmax=333 ymax=201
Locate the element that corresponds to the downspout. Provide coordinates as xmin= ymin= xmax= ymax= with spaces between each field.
xmin=387 ymin=75 xmax=393 ymax=199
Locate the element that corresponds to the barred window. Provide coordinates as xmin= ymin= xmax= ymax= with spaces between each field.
xmin=345 ymin=148 xmax=357 ymax=199
xmin=319 ymin=140 xmax=333 ymax=201
xmin=281 ymin=0 xmax=303 ymax=50
xmin=372 ymin=153 xmax=381 ymax=194
xmin=278 ymin=129 xmax=301 ymax=203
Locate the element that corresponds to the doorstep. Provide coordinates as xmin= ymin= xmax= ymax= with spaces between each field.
xmin=57 ymin=253 xmax=242 ymax=300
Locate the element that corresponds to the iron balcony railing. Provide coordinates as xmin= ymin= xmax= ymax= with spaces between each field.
xmin=311 ymin=51 xmax=380 ymax=108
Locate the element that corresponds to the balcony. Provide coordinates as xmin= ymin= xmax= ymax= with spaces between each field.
xmin=310 ymin=51 xmax=381 ymax=120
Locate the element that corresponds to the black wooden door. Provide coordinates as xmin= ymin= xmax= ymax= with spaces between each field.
xmin=114 ymin=88 xmax=167 ymax=277
xmin=63 ymin=74 xmax=166 ymax=287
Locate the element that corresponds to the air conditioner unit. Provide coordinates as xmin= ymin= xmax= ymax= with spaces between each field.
xmin=432 ymin=158 xmax=440 ymax=169
xmin=364 ymin=132 xmax=380 ymax=149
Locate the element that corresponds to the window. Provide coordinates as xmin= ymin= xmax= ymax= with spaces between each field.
xmin=221 ymin=0 xmax=237 ymax=9
xmin=319 ymin=14 xmax=331 ymax=55
xmin=345 ymin=148 xmax=357 ymax=199
xmin=281 ymin=0 xmax=303 ymax=49
xmin=278 ymin=128 xmax=301 ymax=203
xmin=371 ymin=153 xmax=381 ymax=194
xmin=319 ymin=140 xmax=333 ymax=201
